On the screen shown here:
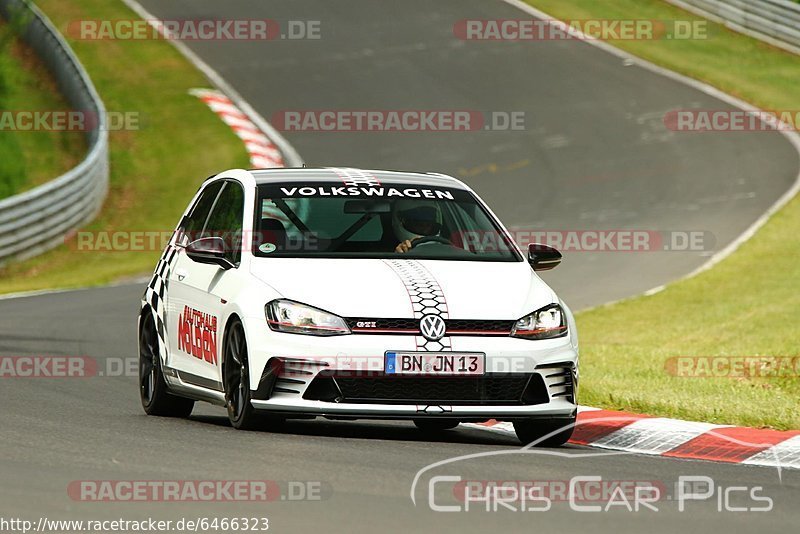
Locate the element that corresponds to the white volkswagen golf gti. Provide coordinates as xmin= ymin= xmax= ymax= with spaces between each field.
xmin=138 ymin=168 xmax=578 ymax=445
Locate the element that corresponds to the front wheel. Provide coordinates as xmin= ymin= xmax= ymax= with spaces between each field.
xmin=513 ymin=417 xmax=575 ymax=447
xmin=139 ymin=313 xmax=194 ymax=417
xmin=224 ymin=320 xmax=265 ymax=430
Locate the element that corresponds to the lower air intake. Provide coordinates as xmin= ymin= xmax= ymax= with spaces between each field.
xmin=305 ymin=372 xmax=546 ymax=405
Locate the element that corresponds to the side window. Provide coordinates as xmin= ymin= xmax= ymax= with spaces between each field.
xmin=180 ymin=181 xmax=224 ymax=244
xmin=202 ymin=181 xmax=245 ymax=264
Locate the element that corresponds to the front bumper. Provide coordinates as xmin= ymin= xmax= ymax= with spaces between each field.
xmin=243 ymin=323 xmax=578 ymax=421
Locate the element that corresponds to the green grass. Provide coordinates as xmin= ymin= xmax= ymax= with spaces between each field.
xmin=0 ymin=0 xmax=248 ymax=291
xmin=0 ymin=19 xmax=85 ymax=197
xmin=527 ymin=0 xmax=800 ymax=429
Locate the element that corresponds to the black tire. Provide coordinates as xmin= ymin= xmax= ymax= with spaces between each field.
xmin=513 ymin=417 xmax=576 ymax=447
xmin=139 ymin=313 xmax=194 ymax=417
xmin=223 ymin=320 xmax=264 ymax=430
xmin=413 ymin=419 xmax=460 ymax=432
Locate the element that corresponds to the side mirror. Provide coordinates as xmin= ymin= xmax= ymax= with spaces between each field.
xmin=528 ymin=243 xmax=561 ymax=271
xmin=185 ymin=237 xmax=235 ymax=270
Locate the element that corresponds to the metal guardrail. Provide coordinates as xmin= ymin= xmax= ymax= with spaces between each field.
xmin=0 ymin=0 xmax=108 ymax=265
xmin=666 ymin=0 xmax=800 ymax=54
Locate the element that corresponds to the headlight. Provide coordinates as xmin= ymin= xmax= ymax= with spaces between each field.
xmin=265 ymin=300 xmax=351 ymax=336
xmin=511 ymin=304 xmax=567 ymax=340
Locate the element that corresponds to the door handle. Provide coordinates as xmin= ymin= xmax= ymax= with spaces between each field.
xmin=174 ymin=268 xmax=188 ymax=281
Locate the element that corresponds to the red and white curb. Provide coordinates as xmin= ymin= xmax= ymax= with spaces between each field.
xmin=467 ymin=407 xmax=800 ymax=470
xmin=190 ymin=88 xmax=285 ymax=169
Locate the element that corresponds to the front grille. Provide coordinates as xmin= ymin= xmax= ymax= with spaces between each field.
xmin=314 ymin=372 xmax=538 ymax=405
xmin=446 ymin=319 xmax=515 ymax=334
xmin=345 ymin=318 xmax=418 ymax=332
xmin=345 ymin=318 xmax=514 ymax=336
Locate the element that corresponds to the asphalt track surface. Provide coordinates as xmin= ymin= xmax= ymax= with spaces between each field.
xmin=2 ymin=1 xmax=799 ymax=533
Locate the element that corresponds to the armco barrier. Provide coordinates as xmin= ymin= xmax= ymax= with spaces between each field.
xmin=666 ymin=0 xmax=800 ymax=54
xmin=0 ymin=0 xmax=108 ymax=264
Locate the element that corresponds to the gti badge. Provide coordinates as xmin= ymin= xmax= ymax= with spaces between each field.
xmin=419 ymin=314 xmax=446 ymax=341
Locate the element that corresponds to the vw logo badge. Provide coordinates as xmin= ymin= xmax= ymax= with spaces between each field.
xmin=419 ymin=314 xmax=446 ymax=341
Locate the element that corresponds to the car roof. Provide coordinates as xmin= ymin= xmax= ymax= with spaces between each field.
xmin=249 ymin=167 xmax=468 ymax=189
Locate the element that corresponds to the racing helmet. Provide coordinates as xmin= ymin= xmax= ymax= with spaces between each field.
xmin=392 ymin=199 xmax=443 ymax=243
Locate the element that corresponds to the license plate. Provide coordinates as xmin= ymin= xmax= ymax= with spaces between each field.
xmin=385 ymin=352 xmax=485 ymax=375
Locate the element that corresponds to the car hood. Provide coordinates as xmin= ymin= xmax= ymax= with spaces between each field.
xmin=249 ymin=258 xmax=556 ymax=319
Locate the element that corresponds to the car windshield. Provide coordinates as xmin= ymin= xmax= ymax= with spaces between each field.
xmin=253 ymin=182 xmax=522 ymax=261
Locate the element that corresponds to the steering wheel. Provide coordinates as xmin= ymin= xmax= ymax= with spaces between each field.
xmin=411 ymin=235 xmax=453 ymax=248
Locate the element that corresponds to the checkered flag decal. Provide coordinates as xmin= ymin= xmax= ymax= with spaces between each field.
xmin=332 ymin=167 xmax=381 ymax=187
xmin=384 ymin=259 xmax=452 ymax=352
xmin=142 ymin=244 xmax=179 ymax=361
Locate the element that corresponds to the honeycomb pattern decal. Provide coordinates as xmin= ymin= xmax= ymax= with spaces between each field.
xmin=383 ymin=259 xmax=452 ymax=351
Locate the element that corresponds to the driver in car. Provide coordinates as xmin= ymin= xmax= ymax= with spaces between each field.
xmin=393 ymin=199 xmax=444 ymax=253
